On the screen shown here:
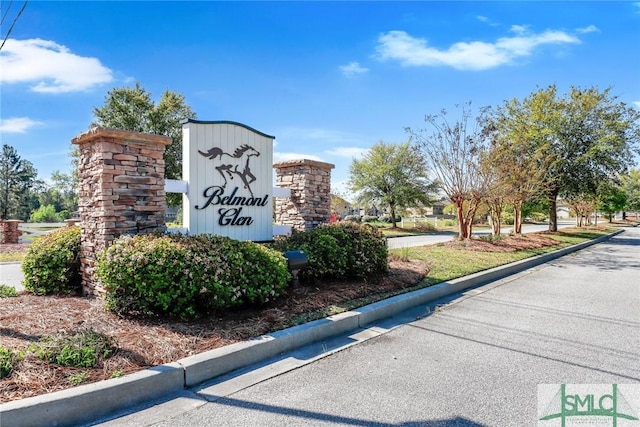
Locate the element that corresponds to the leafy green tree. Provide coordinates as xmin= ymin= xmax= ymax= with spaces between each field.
xmin=91 ymin=82 xmax=196 ymax=205
xmin=598 ymin=185 xmax=627 ymax=222
xmin=348 ymin=141 xmax=437 ymax=228
xmin=30 ymin=205 xmax=59 ymax=223
xmin=621 ymin=169 xmax=640 ymax=217
xmin=490 ymin=85 xmax=640 ymax=231
xmin=37 ymin=171 xmax=78 ymax=214
xmin=0 ymin=144 xmax=38 ymax=220
xmin=486 ymin=98 xmax=552 ymax=234
xmin=408 ymin=103 xmax=491 ymax=239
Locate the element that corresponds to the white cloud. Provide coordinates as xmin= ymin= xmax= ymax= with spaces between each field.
xmin=0 ymin=117 xmax=43 ymax=133
xmin=375 ymin=27 xmax=581 ymax=70
xmin=635 ymin=2 xmax=640 ymax=13
xmin=633 ymin=101 xmax=640 ymax=109
xmin=477 ymin=15 xmax=499 ymax=27
xmin=273 ymin=152 xmax=324 ymax=163
xmin=339 ymin=61 xmax=369 ymax=78
xmin=324 ymin=147 xmax=368 ymax=159
xmin=0 ymin=38 xmax=113 ymax=93
xmin=576 ymin=25 xmax=600 ymax=34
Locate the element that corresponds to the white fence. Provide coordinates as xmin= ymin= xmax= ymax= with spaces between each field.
xmin=18 ymin=222 xmax=67 ymax=243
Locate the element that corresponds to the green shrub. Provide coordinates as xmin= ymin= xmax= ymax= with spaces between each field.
xmin=328 ymin=222 xmax=388 ymax=279
xmin=501 ymin=211 xmax=515 ymax=225
xmin=379 ymin=215 xmax=402 ymax=223
xmin=274 ymin=222 xmax=388 ymax=281
xmin=56 ymin=210 xmax=71 ymax=221
xmin=361 ymin=215 xmax=378 ymax=223
xmin=33 ymin=330 xmax=115 ymax=368
xmin=0 ymin=284 xmax=17 ymax=298
xmin=343 ymin=215 xmax=361 ymax=223
xmin=30 ymin=204 xmax=59 ymax=223
xmin=22 ymin=226 xmax=81 ymax=295
xmin=415 ymin=220 xmax=436 ymax=231
xmin=0 ymin=346 xmax=17 ymax=379
xmin=276 ymin=231 xmax=348 ymax=280
xmin=96 ymin=233 xmax=290 ymax=319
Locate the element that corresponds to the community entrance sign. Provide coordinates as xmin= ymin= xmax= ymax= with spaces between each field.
xmin=182 ymin=120 xmax=275 ymax=241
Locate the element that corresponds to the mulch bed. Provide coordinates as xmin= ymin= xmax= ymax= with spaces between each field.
xmin=0 ymin=257 xmax=428 ymax=403
xmin=444 ymin=233 xmax=562 ymax=252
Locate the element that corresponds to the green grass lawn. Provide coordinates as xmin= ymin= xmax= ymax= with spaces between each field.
xmin=0 ymin=252 xmax=25 ymax=263
xmin=393 ymin=228 xmax=614 ymax=287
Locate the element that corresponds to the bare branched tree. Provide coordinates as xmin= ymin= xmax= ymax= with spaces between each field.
xmin=407 ymin=103 xmax=491 ymax=239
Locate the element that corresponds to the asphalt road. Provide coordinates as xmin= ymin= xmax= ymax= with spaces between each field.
xmin=94 ymin=225 xmax=640 ymax=426
xmin=0 ymin=262 xmax=23 ymax=291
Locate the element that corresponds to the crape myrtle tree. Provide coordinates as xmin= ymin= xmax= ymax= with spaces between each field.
xmin=0 ymin=144 xmax=38 ymax=220
xmin=478 ymin=155 xmax=508 ymax=236
xmin=348 ymin=141 xmax=438 ymax=228
xmin=91 ymin=82 xmax=196 ymax=206
xmin=565 ymin=193 xmax=597 ymax=227
xmin=485 ymin=99 xmax=552 ymax=235
xmin=408 ymin=103 xmax=491 ymax=239
xmin=494 ymin=85 xmax=640 ymax=232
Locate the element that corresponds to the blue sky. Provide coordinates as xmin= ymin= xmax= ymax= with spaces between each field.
xmin=1 ymin=1 xmax=639 ymax=198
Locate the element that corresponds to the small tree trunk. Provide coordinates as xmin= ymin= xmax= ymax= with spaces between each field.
xmin=455 ymin=200 xmax=468 ymax=240
xmin=390 ymin=203 xmax=397 ymax=228
xmin=489 ymin=205 xmax=502 ymax=236
xmin=548 ymin=189 xmax=559 ymax=232
xmin=513 ymin=200 xmax=523 ymax=234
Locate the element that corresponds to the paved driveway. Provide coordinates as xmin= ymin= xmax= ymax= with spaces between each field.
xmin=0 ymin=262 xmax=23 ymax=291
xmin=131 ymin=226 xmax=639 ymax=426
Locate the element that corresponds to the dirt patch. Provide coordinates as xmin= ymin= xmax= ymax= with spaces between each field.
xmin=0 ymin=257 xmax=428 ymax=403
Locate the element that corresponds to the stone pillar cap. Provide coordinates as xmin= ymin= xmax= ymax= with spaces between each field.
xmin=273 ymin=159 xmax=335 ymax=170
xmin=72 ymin=127 xmax=172 ymax=146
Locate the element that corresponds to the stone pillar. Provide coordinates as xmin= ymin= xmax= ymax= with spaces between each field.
xmin=0 ymin=220 xmax=21 ymax=244
xmin=274 ymin=159 xmax=334 ymax=232
xmin=72 ymin=128 xmax=171 ymax=295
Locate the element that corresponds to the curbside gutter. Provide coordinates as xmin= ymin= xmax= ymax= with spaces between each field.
xmin=0 ymin=229 xmax=623 ymax=427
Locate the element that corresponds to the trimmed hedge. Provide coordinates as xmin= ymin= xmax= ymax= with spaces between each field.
xmin=273 ymin=222 xmax=388 ymax=282
xmin=95 ymin=233 xmax=290 ymax=319
xmin=22 ymin=226 xmax=81 ymax=295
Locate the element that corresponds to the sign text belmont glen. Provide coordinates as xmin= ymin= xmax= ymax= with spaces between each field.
xmin=182 ymin=120 xmax=275 ymax=241
xmin=195 ymin=186 xmax=269 ymax=226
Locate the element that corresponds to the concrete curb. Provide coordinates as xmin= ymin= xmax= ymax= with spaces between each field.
xmin=0 ymin=229 xmax=623 ymax=427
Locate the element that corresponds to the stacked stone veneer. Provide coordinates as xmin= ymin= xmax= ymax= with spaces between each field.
xmin=0 ymin=220 xmax=21 ymax=244
xmin=72 ymin=128 xmax=171 ymax=295
xmin=274 ymin=159 xmax=334 ymax=231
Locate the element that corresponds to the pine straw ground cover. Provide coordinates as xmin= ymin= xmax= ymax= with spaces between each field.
xmin=0 ymin=228 xmax=612 ymax=403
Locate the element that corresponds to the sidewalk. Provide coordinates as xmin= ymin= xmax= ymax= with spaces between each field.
xmin=0 ymin=228 xmax=624 ymax=427
xmin=0 ymin=262 xmax=23 ymax=291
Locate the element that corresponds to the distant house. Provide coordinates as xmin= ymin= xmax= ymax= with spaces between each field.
xmin=556 ymin=204 xmax=571 ymax=219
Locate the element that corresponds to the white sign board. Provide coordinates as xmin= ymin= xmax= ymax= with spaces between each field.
xmin=182 ymin=120 xmax=274 ymax=241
